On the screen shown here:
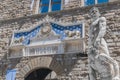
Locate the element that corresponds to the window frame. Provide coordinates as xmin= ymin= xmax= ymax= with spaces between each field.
xmin=39 ymin=0 xmax=63 ymax=13
xmin=51 ymin=0 xmax=62 ymax=11
xmin=97 ymin=0 xmax=109 ymax=4
xmin=85 ymin=0 xmax=109 ymax=6
xmin=39 ymin=0 xmax=50 ymax=13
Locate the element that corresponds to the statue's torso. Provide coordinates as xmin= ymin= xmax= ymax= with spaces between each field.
xmin=89 ymin=21 xmax=99 ymax=45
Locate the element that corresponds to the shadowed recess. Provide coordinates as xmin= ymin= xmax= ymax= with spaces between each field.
xmin=25 ymin=68 xmax=52 ymax=80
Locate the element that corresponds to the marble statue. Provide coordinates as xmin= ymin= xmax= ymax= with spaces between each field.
xmin=88 ymin=7 xmax=119 ymax=80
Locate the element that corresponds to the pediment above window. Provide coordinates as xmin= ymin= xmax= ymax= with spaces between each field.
xmin=9 ymin=15 xmax=85 ymax=58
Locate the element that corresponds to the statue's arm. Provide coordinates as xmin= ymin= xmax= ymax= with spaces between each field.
xmin=93 ymin=17 xmax=107 ymax=46
xmin=99 ymin=54 xmax=119 ymax=78
xmin=96 ymin=17 xmax=106 ymax=41
xmin=88 ymin=65 xmax=96 ymax=80
xmin=91 ymin=18 xmax=99 ymax=26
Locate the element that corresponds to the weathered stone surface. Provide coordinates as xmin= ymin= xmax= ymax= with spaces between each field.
xmin=0 ymin=0 xmax=32 ymax=20
xmin=0 ymin=1 xmax=119 ymax=80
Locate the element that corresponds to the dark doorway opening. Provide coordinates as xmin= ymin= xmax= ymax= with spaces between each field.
xmin=25 ymin=68 xmax=52 ymax=80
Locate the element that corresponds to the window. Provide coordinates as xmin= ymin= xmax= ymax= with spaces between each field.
xmin=51 ymin=0 xmax=61 ymax=11
xmin=97 ymin=0 xmax=108 ymax=4
xmin=39 ymin=0 xmax=62 ymax=13
xmin=40 ymin=0 xmax=50 ymax=13
xmin=85 ymin=0 xmax=109 ymax=6
xmin=85 ymin=0 xmax=95 ymax=6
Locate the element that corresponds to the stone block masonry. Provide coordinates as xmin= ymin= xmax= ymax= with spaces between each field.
xmin=0 ymin=0 xmax=32 ymax=20
xmin=0 ymin=1 xmax=119 ymax=80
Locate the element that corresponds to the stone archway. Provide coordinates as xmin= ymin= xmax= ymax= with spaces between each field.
xmin=18 ymin=56 xmax=64 ymax=80
xmin=25 ymin=68 xmax=54 ymax=80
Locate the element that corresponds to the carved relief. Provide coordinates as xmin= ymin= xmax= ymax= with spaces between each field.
xmin=40 ymin=23 xmax=52 ymax=36
xmin=65 ymin=30 xmax=81 ymax=38
xmin=13 ymin=36 xmax=24 ymax=44
xmin=9 ymin=15 xmax=85 ymax=58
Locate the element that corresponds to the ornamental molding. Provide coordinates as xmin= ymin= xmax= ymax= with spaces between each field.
xmin=8 ymin=15 xmax=85 ymax=58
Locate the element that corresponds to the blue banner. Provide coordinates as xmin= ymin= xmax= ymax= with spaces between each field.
xmin=51 ymin=23 xmax=82 ymax=40
xmin=6 ymin=69 xmax=17 ymax=80
xmin=14 ymin=26 xmax=40 ymax=45
xmin=13 ymin=23 xmax=83 ymax=45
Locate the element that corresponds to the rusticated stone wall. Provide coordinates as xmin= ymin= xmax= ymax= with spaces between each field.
xmin=0 ymin=1 xmax=120 ymax=80
xmin=0 ymin=0 xmax=32 ymax=20
xmin=0 ymin=0 xmax=119 ymax=21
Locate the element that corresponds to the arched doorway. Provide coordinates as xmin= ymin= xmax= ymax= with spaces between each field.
xmin=25 ymin=68 xmax=57 ymax=80
xmin=18 ymin=57 xmax=64 ymax=80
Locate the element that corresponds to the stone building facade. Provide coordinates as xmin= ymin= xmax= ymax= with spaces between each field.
xmin=0 ymin=0 xmax=120 ymax=80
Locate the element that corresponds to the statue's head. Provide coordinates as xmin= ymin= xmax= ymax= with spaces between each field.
xmin=89 ymin=7 xmax=101 ymax=20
